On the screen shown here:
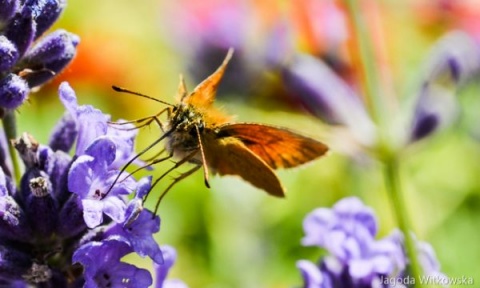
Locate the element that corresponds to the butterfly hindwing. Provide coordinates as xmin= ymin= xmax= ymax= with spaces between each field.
xmin=201 ymin=133 xmax=285 ymax=197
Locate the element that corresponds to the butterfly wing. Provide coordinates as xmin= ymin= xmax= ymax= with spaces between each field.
xmin=216 ymin=123 xmax=328 ymax=169
xmin=182 ymin=48 xmax=234 ymax=107
xmin=202 ymin=133 xmax=285 ymax=197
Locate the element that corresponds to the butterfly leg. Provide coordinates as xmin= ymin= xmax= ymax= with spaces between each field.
xmin=143 ymin=150 xmax=198 ymax=203
xmin=118 ymin=151 xmax=174 ymax=183
xmin=103 ymin=128 xmax=176 ymax=198
xmin=195 ymin=125 xmax=210 ymax=188
xmin=153 ymin=164 xmax=201 ymax=214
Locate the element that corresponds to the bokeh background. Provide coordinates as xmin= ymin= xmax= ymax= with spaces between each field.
xmin=16 ymin=0 xmax=480 ymax=286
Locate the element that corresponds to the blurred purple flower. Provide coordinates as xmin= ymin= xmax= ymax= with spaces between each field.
xmin=155 ymin=245 xmax=188 ymax=288
xmin=297 ymin=197 xmax=445 ymax=288
xmin=0 ymin=0 xmax=78 ymax=109
xmin=410 ymin=31 xmax=480 ymax=142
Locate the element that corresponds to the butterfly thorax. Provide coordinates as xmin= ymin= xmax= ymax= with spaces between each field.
xmin=164 ymin=103 xmax=206 ymax=162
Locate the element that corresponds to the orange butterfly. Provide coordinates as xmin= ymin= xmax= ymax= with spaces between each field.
xmin=112 ymin=49 xmax=328 ymax=208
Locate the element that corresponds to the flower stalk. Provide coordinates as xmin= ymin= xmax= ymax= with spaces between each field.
xmin=344 ymin=0 xmax=384 ymax=124
xmin=2 ymin=109 xmax=21 ymax=182
xmin=384 ymin=157 xmax=424 ymax=287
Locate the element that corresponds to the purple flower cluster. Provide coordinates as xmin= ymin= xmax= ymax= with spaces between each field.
xmin=0 ymin=0 xmax=79 ymax=109
xmin=297 ymin=197 xmax=445 ymax=288
xmin=0 ymin=82 xmax=185 ymax=287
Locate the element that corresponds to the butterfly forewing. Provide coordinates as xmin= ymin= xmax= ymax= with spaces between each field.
xmin=216 ymin=123 xmax=328 ymax=169
xmin=183 ymin=48 xmax=234 ymax=107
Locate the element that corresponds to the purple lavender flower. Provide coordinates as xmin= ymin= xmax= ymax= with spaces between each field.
xmin=0 ymin=0 xmax=78 ymax=110
xmin=73 ymin=236 xmax=153 ymax=288
xmin=0 ymin=82 xmax=175 ymax=287
xmin=297 ymin=197 xmax=445 ymax=288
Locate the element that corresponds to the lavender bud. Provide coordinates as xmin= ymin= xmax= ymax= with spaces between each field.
xmin=57 ymin=194 xmax=87 ymax=238
xmin=37 ymin=146 xmax=72 ymax=204
xmin=0 ymin=195 xmax=32 ymax=241
xmin=22 ymin=171 xmax=58 ymax=237
xmin=0 ymin=0 xmax=19 ymax=24
xmin=4 ymin=7 xmax=36 ymax=57
xmin=0 ymin=36 xmax=19 ymax=73
xmin=22 ymin=30 xmax=79 ymax=87
xmin=0 ymin=73 xmax=29 ymax=109
xmin=28 ymin=0 xmax=67 ymax=38
xmin=0 ymin=245 xmax=32 ymax=281
xmin=48 ymin=112 xmax=78 ymax=153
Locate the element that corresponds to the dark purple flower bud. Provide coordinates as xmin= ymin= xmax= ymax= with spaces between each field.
xmin=73 ymin=236 xmax=153 ymax=288
xmin=0 ymin=195 xmax=32 ymax=241
xmin=282 ymin=54 xmax=376 ymax=146
xmin=21 ymin=29 xmax=79 ymax=87
xmin=0 ymin=36 xmax=19 ymax=73
xmin=26 ymin=0 xmax=66 ymax=38
xmin=4 ymin=8 xmax=36 ymax=57
xmin=57 ymin=194 xmax=87 ymax=238
xmin=59 ymin=82 xmax=110 ymax=155
xmin=37 ymin=145 xmax=72 ymax=203
xmin=0 ymin=73 xmax=29 ymax=109
xmin=0 ymin=0 xmax=19 ymax=24
xmin=21 ymin=169 xmax=58 ymax=237
xmin=0 ymin=245 xmax=32 ymax=282
xmin=154 ymin=245 xmax=187 ymax=288
xmin=48 ymin=112 xmax=78 ymax=153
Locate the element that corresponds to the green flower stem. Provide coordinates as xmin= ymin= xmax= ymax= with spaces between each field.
xmin=2 ymin=110 xmax=21 ymax=184
xmin=344 ymin=0 xmax=384 ymax=123
xmin=384 ymin=157 xmax=423 ymax=287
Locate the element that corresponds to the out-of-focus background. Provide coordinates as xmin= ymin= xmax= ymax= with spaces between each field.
xmin=17 ymin=0 xmax=480 ymax=286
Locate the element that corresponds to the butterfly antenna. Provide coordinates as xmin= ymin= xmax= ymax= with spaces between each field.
xmin=103 ymin=128 xmax=175 ymax=198
xmin=112 ymin=86 xmax=175 ymax=107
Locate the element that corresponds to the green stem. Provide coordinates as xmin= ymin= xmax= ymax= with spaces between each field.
xmin=344 ymin=0 xmax=384 ymax=123
xmin=384 ymin=158 xmax=424 ymax=287
xmin=2 ymin=110 xmax=21 ymax=184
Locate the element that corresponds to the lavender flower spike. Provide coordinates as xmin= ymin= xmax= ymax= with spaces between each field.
xmin=0 ymin=82 xmax=174 ymax=286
